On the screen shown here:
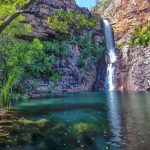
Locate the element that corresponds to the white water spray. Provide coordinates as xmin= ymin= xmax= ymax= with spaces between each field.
xmin=103 ymin=20 xmax=117 ymax=90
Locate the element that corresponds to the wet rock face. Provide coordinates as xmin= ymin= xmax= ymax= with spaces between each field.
xmin=115 ymin=45 xmax=150 ymax=91
xmin=94 ymin=53 xmax=108 ymax=90
xmin=23 ymin=0 xmax=91 ymax=40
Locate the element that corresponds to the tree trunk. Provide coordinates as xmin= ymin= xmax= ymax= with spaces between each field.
xmin=0 ymin=0 xmax=37 ymax=34
xmin=0 ymin=11 xmax=21 ymax=33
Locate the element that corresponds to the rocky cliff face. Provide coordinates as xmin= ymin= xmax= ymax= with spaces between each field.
xmin=29 ymin=45 xmax=99 ymax=98
xmin=94 ymin=0 xmax=150 ymax=91
xmin=23 ymin=0 xmax=91 ymax=40
xmin=20 ymin=0 xmax=104 ymax=97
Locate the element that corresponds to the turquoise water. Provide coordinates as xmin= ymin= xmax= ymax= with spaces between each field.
xmin=2 ymin=91 xmax=150 ymax=150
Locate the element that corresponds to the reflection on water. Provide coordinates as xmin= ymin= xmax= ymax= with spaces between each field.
xmin=106 ymin=91 xmax=122 ymax=149
xmin=1 ymin=91 xmax=150 ymax=150
xmin=120 ymin=92 xmax=150 ymax=150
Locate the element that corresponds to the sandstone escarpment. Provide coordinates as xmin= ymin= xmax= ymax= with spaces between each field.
xmin=95 ymin=0 xmax=150 ymax=41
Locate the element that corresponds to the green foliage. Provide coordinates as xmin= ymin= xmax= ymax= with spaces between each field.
xmin=42 ymin=40 xmax=68 ymax=57
xmin=0 ymin=37 xmax=43 ymax=109
xmin=48 ymin=9 xmax=97 ymax=34
xmin=96 ymin=0 xmax=112 ymax=12
xmin=116 ymin=42 xmax=124 ymax=49
xmin=129 ymin=21 xmax=150 ymax=47
xmin=0 ymin=75 xmax=14 ymax=110
xmin=0 ymin=0 xmax=49 ymax=109
xmin=26 ymin=40 xmax=67 ymax=81
xmin=0 ymin=0 xmax=34 ymax=109
xmin=0 ymin=0 xmax=26 ymax=19
xmin=0 ymin=0 xmax=31 ymax=35
xmin=27 ymin=52 xmax=56 ymax=79
xmin=72 ymin=32 xmax=104 ymax=68
xmin=77 ymin=57 xmax=85 ymax=68
xmin=49 ymin=70 xmax=62 ymax=82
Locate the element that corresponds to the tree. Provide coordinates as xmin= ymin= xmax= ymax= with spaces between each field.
xmin=0 ymin=0 xmax=37 ymax=34
xmin=0 ymin=37 xmax=43 ymax=110
xmin=0 ymin=0 xmax=44 ymax=110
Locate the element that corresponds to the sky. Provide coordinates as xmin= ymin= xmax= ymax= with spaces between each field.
xmin=76 ymin=0 xmax=97 ymax=9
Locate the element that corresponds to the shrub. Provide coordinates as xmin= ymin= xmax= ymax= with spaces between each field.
xmin=48 ymin=9 xmax=97 ymax=34
xmin=49 ymin=70 xmax=62 ymax=82
xmin=26 ymin=40 xmax=68 ymax=81
xmin=77 ymin=57 xmax=85 ymax=68
xmin=72 ymin=32 xmax=104 ymax=67
xmin=96 ymin=0 xmax=112 ymax=13
xmin=129 ymin=21 xmax=150 ymax=47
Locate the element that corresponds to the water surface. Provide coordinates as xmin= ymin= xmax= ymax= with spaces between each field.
xmin=1 ymin=91 xmax=150 ymax=150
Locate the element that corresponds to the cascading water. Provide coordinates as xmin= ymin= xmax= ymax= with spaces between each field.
xmin=103 ymin=20 xmax=117 ymax=90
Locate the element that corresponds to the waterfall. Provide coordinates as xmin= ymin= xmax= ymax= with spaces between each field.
xmin=103 ymin=20 xmax=117 ymax=91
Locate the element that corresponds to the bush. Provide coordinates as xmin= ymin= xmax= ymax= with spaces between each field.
xmin=96 ymin=0 xmax=112 ymax=12
xmin=42 ymin=40 xmax=68 ymax=57
xmin=48 ymin=9 xmax=97 ymax=34
xmin=77 ymin=57 xmax=85 ymax=68
xmin=116 ymin=42 xmax=124 ymax=49
xmin=129 ymin=21 xmax=150 ymax=47
xmin=49 ymin=70 xmax=62 ymax=82
xmin=0 ymin=37 xmax=43 ymax=109
xmin=26 ymin=40 xmax=68 ymax=81
xmin=71 ymin=32 xmax=104 ymax=67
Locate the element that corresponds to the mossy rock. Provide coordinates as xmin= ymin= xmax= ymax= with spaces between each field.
xmin=73 ymin=122 xmax=96 ymax=134
xmin=36 ymin=118 xmax=49 ymax=127
xmin=50 ymin=122 xmax=65 ymax=132
xmin=0 ymin=119 xmax=17 ymax=125
xmin=73 ymin=122 xmax=110 ymax=137
xmin=18 ymin=118 xmax=35 ymax=125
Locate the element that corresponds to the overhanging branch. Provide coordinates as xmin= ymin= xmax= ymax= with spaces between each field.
xmin=0 ymin=0 xmax=37 ymax=34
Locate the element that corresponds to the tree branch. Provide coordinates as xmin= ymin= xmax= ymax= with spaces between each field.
xmin=21 ymin=0 xmax=37 ymax=10
xmin=0 ymin=0 xmax=37 ymax=34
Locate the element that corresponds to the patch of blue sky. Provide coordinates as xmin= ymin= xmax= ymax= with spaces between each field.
xmin=76 ymin=0 xmax=97 ymax=9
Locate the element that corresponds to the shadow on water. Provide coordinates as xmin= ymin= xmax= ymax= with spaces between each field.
xmin=119 ymin=92 xmax=150 ymax=150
